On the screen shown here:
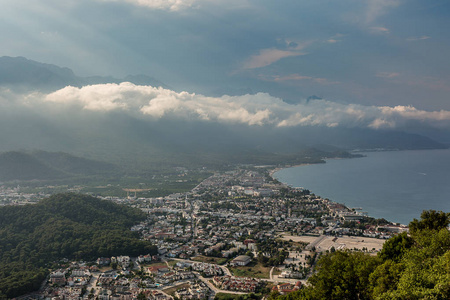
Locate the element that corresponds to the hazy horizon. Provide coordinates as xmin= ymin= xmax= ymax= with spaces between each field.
xmin=1 ymin=1 xmax=450 ymax=159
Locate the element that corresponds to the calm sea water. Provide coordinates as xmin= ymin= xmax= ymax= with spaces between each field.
xmin=274 ymin=149 xmax=450 ymax=225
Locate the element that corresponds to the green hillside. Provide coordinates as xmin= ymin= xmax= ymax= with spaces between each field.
xmin=0 ymin=151 xmax=65 ymax=181
xmin=31 ymin=150 xmax=117 ymax=175
xmin=0 ymin=151 xmax=118 ymax=182
xmin=0 ymin=193 xmax=156 ymax=299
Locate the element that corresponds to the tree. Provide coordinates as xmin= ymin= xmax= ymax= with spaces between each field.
xmin=269 ymin=210 xmax=450 ymax=300
xmin=369 ymin=259 xmax=405 ymax=298
xmin=370 ymin=210 xmax=450 ymax=299
xmin=377 ymin=232 xmax=413 ymax=262
xmin=307 ymin=251 xmax=380 ymax=300
xmin=409 ymin=210 xmax=450 ymax=235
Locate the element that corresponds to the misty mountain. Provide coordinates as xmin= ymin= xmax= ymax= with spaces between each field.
xmin=0 ymin=108 xmax=444 ymax=170
xmin=0 ymin=151 xmax=118 ymax=181
xmin=0 ymin=151 xmax=65 ymax=181
xmin=0 ymin=56 xmax=447 ymax=170
xmin=0 ymin=56 xmax=169 ymax=91
xmin=282 ymin=95 xmax=323 ymax=105
xmin=31 ymin=151 xmax=117 ymax=175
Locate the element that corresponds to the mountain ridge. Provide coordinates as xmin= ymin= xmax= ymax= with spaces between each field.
xmin=0 ymin=56 xmax=447 ymax=170
xmin=0 ymin=56 xmax=169 ymax=91
xmin=0 ymin=150 xmax=118 ymax=182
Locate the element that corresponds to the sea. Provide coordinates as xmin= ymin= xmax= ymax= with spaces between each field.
xmin=273 ymin=148 xmax=450 ymax=225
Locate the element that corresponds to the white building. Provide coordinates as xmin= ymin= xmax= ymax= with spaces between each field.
xmin=231 ymin=255 xmax=251 ymax=266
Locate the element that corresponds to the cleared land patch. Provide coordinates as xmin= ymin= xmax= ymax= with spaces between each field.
xmin=282 ymin=235 xmax=386 ymax=253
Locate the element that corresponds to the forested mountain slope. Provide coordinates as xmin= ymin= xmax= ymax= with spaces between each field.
xmin=0 ymin=193 xmax=156 ymax=299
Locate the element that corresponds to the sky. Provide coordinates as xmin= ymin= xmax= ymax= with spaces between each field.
xmin=1 ymin=0 xmax=450 ymax=132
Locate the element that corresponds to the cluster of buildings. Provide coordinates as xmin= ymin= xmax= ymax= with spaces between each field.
xmin=18 ymin=167 xmax=402 ymax=299
xmin=271 ymin=281 xmax=303 ymax=295
xmin=173 ymin=283 xmax=210 ymax=299
xmin=0 ymin=185 xmax=43 ymax=206
xmin=213 ymin=276 xmax=262 ymax=293
xmin=147 ymin=265 xmax=196 ymax=285
xmin=190 ymin=262 xmax=224 ymax=276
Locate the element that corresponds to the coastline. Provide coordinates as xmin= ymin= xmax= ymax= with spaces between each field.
xmin=269 ymin=155 xmax=358 ymax=179
xmin=270 ymin=149 xmax=450 ymax=225
xmin=269 ymin=163 xmax=312 ymax=178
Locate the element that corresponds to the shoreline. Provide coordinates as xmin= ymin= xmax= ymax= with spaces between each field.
xmin=268 ymin=154 xmax=389 ymax=223
xmin=268 ymin=155 xmax=357 ymax=179
xmin=269 ymin=149 xmax=450 ymax=225
xmin=269 ymin=163 xmax=313 ymax=178
xmin=269 ymin=162 xmax=401 ymax=225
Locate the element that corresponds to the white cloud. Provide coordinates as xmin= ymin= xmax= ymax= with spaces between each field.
xmin=406 ymin=36 xmax=431 ymax=42
xmin=376 ymin=72 xmax=400 ymax=79
xmin=99 ymin=0 xmax=200 ymax=11
xmin=369 ymin=26 xmax=390 ymax=34
xmin=325 ymin=33 xmax=345 ymax=44
xmin=268 ymin=74 xmax=339 ymax=85
xmin=365 ymin=0 xmax=402 ymax=24
xmin=99 ymin=0 xmax=249 ymax=11
xmin=45 ymin=83 xmax=153 ymax=111
xmin=243 ymin=49 xmax=304 ymax=69
xmin=41 ymin=82 xmax=450 ymax=131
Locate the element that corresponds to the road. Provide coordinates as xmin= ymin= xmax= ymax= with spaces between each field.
xmin=86 ymin=272 xmax=101 ymax=296
xmin=197 ymin=275 xmax=248 ymax=299
xmin=305 ymin=235 xmax=326 ymax=250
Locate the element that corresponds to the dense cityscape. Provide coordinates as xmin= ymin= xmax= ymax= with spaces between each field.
xmin=2 ymin=167 xmax=409 ymax=300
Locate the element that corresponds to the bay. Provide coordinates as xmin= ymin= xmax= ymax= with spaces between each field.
xmin=273 ymin=149 xmax=450 ymax=225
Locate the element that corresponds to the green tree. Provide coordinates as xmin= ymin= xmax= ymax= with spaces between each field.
xmin=409 ymin=210 xmax=450 ymax=235
xmin=307 ymin=251 xmax=380 ymax=300
xmin=377 ymin=232 xmax=413 ymax=262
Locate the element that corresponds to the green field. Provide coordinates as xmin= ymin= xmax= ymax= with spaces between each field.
xmin=192 ymin=255 xmax=228 ymax=265
xmin=229 ymin=261 xmax=271 ymax=279
xmin=162 ymin=282 xmax=191 ymax=296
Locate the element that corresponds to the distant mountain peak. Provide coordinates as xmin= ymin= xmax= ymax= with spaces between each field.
xmin=307 ymin=95 xmax=323 ymax=102
xmin=0 ymin=56 xmax=169 ymax=91
xmin=0 ymin=150 xmax=117 ymax=182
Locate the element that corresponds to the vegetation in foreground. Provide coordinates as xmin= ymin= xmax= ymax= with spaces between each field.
xmin=0 ymin=193 xmax=157 ymax=299
xmin=269 ymin=210 xmax=450 ymax=300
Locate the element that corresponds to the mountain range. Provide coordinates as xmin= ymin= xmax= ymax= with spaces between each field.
xmin=0 ymin=151 xmax=117 ymax=181
xmin=0 ymin=56 xmax=447 ymax=171
xmin=0 ymin=56 xmax=169 ymax=92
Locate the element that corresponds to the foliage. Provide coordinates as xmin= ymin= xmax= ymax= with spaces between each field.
xmin=271 ymin=210 xmax=450 ymax=300
xmin=409 ymin=210 xmax=450 ymax=235
xmin=0 ymin=193 xmax=157 ymax=298
xmin=377 ymin=232 xmax=413 ymax=262
xmin=256 ymin=238 xmax=290 ymax=267
xmin=307 ymin=251 xmax=380 ymax=300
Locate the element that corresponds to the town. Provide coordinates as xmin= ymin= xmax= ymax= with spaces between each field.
xmin=10 ymin=167 xmax=407 ymax=300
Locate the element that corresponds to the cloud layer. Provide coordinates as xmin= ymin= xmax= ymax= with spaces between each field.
xmin=42 ymin=83 xmax=450 ymax=130
xmin=243 ymin=49 xmax=305 ymax=70
xmin=100 ymin=0 xmax=200 ymax=11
